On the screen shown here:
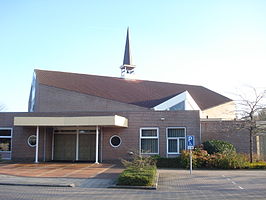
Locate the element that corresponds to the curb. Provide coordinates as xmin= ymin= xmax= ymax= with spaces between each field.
xmin=109 ymin=172 xmax=159 ymax=190
xmin=0 ymin=182 xmax=75 ymax=187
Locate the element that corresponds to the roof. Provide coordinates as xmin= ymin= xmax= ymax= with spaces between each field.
xmin=35 ymin=69 xmax=232 ymax=110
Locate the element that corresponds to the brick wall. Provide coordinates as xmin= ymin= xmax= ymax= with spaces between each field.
xmin=0 ymin=110 xmax=200 ymax=162
xmin=35 ymin=84 xmax=148 ymax=112
xmin=201 ymin=120 xmax=256 ymax=154
xmin=101 ymin=111 xmax=200 ymax=161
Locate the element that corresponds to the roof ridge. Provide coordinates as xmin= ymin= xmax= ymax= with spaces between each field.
xmin=34 ymin=69 xmax=205 ymax=88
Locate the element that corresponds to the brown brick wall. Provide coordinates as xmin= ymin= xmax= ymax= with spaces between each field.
xmin=101 ymin=111 xmax=200 ymax=161
xmin=35 ymin=84 xmax=148 ymax=112
xmin=0 ymin=111 xmax=200 ymax=162
xmin=201 ymin=120 xmax=256 ymax=154
xmin=0 ymin=113 xmax=54 ymax=162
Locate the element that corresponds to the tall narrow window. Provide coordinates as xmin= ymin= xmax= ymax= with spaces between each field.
xmin=0 ymin=129 xmax=12 ymax=152
xmin=140 ymin=128 xmax=159 ymax=154
xmin=167 ymin=127 xmax=186 ymax=154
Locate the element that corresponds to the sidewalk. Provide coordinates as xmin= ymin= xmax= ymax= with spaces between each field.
xmin=0 ymin=164 xmax=123 ymax=188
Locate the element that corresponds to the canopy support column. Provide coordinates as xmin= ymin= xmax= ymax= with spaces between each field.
xmin=95 ymin=126 xmax=99 ymax=164
xmin=35 ymin=126 xmax=39 ymax=163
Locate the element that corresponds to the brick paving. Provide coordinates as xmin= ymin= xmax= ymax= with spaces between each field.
xmin=0 ymin=168 xmax=266 ymax=199
xmin=157 ymin=169 xmax=266 ymax=199
xmin=0 ymin=163 xmax=114 ymax=178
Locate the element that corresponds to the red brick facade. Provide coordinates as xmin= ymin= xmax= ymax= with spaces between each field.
xmin=0 ymin=111 xmax=200 ymax=162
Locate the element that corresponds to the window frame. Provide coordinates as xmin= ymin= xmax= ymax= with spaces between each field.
xmin=0 ymin=128 xmax=12 ymax=152
xmin=27 ymin=135 xmax=37 ymax=147
xmin=139 ymin=127 xmax=159 ymax=155
xmin=166 ymin=127 xmax=186 ymax=155
xmin=109 ymin=135 xmax=122 ymax=148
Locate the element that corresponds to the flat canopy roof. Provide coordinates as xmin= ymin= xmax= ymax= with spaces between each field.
xmin=14 ymin=115 xmax=128 ymax=127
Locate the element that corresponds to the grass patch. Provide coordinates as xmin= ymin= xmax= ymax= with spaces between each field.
xmin=117 ymin=154 xmax=157 ymax=186
xmin=117 ymin=166 xmax=157 ymax=186
xmin=245 ymin=162 xmax=266 ymax=169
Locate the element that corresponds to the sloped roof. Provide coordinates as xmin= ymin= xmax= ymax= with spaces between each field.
xmin=35 ymin=69 xmax=232 ymax=110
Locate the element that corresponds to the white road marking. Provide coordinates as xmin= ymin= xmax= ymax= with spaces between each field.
xmin=222 ymin=175 xmax=244 ymax=190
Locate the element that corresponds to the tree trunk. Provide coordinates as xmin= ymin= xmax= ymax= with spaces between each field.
xmin=250 ymin=130 xmax=253 ymax=163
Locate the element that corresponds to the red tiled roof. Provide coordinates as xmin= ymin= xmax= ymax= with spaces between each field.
xmin=35 ymin=69 xmax=232 ymax=110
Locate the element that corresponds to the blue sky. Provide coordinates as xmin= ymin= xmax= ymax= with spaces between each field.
xmin=1 ymin=0 xmax=266 ymax=111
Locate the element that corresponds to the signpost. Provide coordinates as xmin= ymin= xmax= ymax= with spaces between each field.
xmin=187 ymin=136 xmax=195 ymax=175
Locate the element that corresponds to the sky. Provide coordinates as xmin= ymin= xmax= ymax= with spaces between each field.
xmin=0 ymin=0 xmax=266 ymax=112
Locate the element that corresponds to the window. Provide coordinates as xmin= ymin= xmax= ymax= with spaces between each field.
xmin=169 ymin=101 xmax=185 ymax=110
xmin=0 ymin=129 xmax=12 ymax=152
xmin=110 ymin=135 xmax=122 ymax=147
xmin=167 ymin=127 xmax=186 ymax=154
xmin=140 ymin=128 xmax=159 ymax=154
xmin=28 ymin=135 xmax=37 ymax=147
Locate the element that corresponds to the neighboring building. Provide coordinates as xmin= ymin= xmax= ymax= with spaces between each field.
xmin=0 ymin=28 xmax=242 ymax=163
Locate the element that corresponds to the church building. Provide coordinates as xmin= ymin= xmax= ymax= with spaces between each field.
xmin=0 ymin=29 xmax=240 ymax=163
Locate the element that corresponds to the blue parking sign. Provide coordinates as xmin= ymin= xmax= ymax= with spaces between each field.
xmin=187 ymin=135 xmax=195 ymax=149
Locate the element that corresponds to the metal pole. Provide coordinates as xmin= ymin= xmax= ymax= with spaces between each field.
xmin=190 ymin=149 xmax=192 ymax=175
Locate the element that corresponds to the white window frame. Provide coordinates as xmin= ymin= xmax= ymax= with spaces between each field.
xmin=139 ymin=127 xmax=159 ymax=155
xmin=166 ymin=127 xmax=186 ymax=155
xmin=27 ymin=135 xmax=37 ymax=147
xmin=0 ymin=128 xmax=12 ymax=153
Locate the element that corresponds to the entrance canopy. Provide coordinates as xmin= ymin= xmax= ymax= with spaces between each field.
xmin=14 ymin=115 xmax=128 ymax=127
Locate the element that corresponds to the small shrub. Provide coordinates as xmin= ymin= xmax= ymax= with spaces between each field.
xmin=246 ymin=162 xmax=266 ymax=169
xmin=213 ymin=153 xmax=247 ymax=169
xmin=180 ymin=148 xmax=210 ymax=169
xmin=152 ymin=155 xmax=182 ymax=168
xmin=202 ymin=140 xmax=236 ymax=155
xmin=117 ymin=166 xmax=157 ymax=186
xmin=118 ymin=155 xmax=157 ymax=186
xmin=180 ymin=148 xmax=247 ymax=169
xmin=121 ymin=154 xmax=156 ymax=169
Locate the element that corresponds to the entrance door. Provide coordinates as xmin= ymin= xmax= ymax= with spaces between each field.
xmin=54 ymin=134 xmax=76 ymax=161
xmin=78 ymin=134 xmax=96 ymax=161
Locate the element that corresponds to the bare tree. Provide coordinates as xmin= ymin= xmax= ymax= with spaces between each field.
xmin=257 ymin=108 xmax=266 ymax=120
xmin=0 ymin=104 xmax=5 ymax=111
xmin=236 ymin=87 xmax=266 ymax=162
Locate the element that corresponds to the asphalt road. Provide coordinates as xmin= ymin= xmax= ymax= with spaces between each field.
xmin=0 ymin=169 xmax=266 ymax=200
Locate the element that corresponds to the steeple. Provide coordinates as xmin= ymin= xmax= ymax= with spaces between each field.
xmin=120 ymin=27 xmax=136 ymax=79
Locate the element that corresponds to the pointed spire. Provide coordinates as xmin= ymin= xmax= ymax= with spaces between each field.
xmin=123 ymin=27 xmax=132 ymax=65
xmin=120 ymin=27 xmax=136 ymax=79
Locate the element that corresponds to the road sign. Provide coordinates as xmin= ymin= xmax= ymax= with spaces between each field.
xmin=187 ymin=135 xmax=195 ymax=149
xmin=187 ymin=135 xmax=195 ymax=175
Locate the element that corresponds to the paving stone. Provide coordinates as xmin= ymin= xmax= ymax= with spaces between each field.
xmin=1 ymin=168 xmax=266 ymax=199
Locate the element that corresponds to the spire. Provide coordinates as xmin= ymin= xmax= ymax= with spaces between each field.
xmin=123 ymin=27 xmax=132 ymax=65
xmin=120 ymin=27 xmax=136 ymax=79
